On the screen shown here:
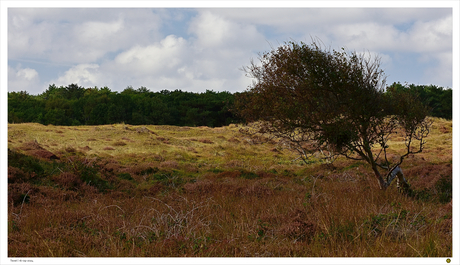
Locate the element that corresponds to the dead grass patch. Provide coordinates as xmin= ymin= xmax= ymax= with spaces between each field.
xmin=80 ymin=146 xmax=92 ymax=151
xmin=32 ymin=150 xmax=60 ymax=160
xmin=19 ymin=141 xmax=59 ymax=160
xmin=112 ymin=141 xmax=127 ymax=146
xmin=159 ymin=160 xmax=179 ymax=169
xmin=198 ymin=139 xmax=214 ymax=144
xmin=65 ymin=146 xmax=77 ymax=153
xmin=136 ymin=126 xmax=154 ymax=134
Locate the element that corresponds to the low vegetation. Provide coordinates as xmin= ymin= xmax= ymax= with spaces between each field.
xmin=7 ymin=118 xmax=451 ymax=257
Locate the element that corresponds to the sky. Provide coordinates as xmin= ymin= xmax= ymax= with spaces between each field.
xmin=3 ymin=3 xmax=456 ymax=95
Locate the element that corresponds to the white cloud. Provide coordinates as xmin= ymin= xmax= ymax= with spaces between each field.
xmin=330 ymin=22 xmax=400 ymax=52
xmin=421 ymin=51 xmax=452 ymax=87
xmin=189 ymin=10 xmax=266 ymax=51
xmin=8 ymin=65 xmax=41 ymax=93
xmin=8 ymin=8 xmax=165 ymax=64
xmin=99 ymin=11 xmax=268 ymax=92
xmin=407 ymin=15 xmax=452 ymax=53
xmin=112 ymin=35 xmax=187 ymax=76
xmin=50 ymin=64 xmax=102 ymax=88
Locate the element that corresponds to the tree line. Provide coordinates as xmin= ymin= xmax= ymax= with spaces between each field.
xmin=8 ymin=84 xmax=238 ymax=127
xmin=387 ymin=82 xmax=452 ymax=120
xmin=7 ymin=82 xmax=451 ymax=127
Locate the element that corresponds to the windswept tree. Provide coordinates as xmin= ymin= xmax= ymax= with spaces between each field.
xmin=235 ymin=40 xmax=431 ymax=191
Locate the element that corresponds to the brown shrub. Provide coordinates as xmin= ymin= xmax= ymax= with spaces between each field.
xmin=102 ymin=161 xmax=122 ymax=173
xmin=270 ymin=148 xmax=280 ymax=153
xmin=156 ymin=137 xmax=170 ymax=144
xmin=216 ymin=171 xmax=241 ymax=179
xmin=224 ymin=160 xmax=244 ymax=168
xmin=439 ymin=126 xmax=451 ymax=134
xmin=198 ymin=138 xmax=214 ymax=144
xmin=136 ymin=127 xmax=153 ymax=134
xmin=103 ymin=146 xmax=115 ymax=151
xmin=21 ymin=141 xmax=42 ymax=151
xmin=237 ymin=183 xmax=274 ymax=198
xmin=114 ymin=179 xmax=135 ymax=192
xmin=182 ymin=164 xmax=199 ymax=173
xmin=86 ymin=138 xmax=97 ymax=141
xmin=113 ymin=141 xmax=127 ymax=146
xmin=65 ymin=146 xmax=77 ymax=153
xmin=80 ymin=146 xmax=92 ymax=151
xmin=406 ymin=163 xmax=452 ymax=190
xmin=279 ymin=209 xmax=317 ymax=242
xmin=78 ymin=182 xmax=99 ymax=198
xmin=149 ymin=183 xmax=164 ymax=195
xmin=183 ymin=180 xmax=218 ymax=195
xmin=32 ymin=149 xmax=59 ymax=160
xmin=186 ymin=147 xmax=198 ymax=153
xmin=8 ymin=166 xmax=28 ymax=183
xmin=134 ymin=183 xmax=164 ymax=197
xmin=152 ymin=154 xmax=165 ymax=162
xmin=52 ymin=172 xmax=82 ymax=190
xmin=256 ymin=171 xmax=277 ymax=179
xmin=36 ymin=186 xmax=79 ymax=203
xmin=8 ymin=182 xmax=36 ymax=207
xmin=160 ymin=160 xmax=179 ymax=169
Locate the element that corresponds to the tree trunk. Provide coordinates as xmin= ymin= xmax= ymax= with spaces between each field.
xmin=371 ymin=165 xmax=387 ymax=190
xmin=391 ymin=166 xmax=410 ymax=193
xmin=372 ymin=165 xmax=409 ymax=192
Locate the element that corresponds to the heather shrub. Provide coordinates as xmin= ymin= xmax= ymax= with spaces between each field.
xmin=52 ymin=172 xmax=83 ymax=190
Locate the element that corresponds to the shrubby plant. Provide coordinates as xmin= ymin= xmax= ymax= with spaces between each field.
xmin=235 ymin=40 xmax=432 ymax=191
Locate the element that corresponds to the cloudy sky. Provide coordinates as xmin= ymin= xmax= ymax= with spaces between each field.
xmin=4 ymin=3 xmax=456 ymax=95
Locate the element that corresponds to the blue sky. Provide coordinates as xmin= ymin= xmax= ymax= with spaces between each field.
xmin=4 ymin=4 xmax=456 ymax=95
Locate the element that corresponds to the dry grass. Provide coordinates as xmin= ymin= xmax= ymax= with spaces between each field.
xmin=7 ymin=119 xmax=452 ymax=257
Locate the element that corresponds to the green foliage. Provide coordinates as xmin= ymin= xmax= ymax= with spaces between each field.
xmin=435 ymin=175 xmax=452 ymax=204
xmin=149 ymin=171 xmax=185 ymax=188
xmin=387 ymin=82 xmax=452 ymax=120
xmin=7 ymin=81 xmax=450 ymax=128
xmin=73 ymin=161 xmax=111 ymax=192
xmin=8 ymin=149 xmax=45 ymax=179
xmin=234 ymin=40 xmax=433 ymax=190
xmin=239 ymin=170 xmax=259 ymax=180
xmin=7 ymin=149 xmax=111 ymax=191
xmin=8 ymin=84 xmax=240 ymax=127
xmin=117 ymin=173 xmax=134 ymax=181
xmin=406 ymin=175 xmax=452 ymax=203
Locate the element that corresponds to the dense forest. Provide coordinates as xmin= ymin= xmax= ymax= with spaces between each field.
xmin=7 ymin=82 xmax=452 ymax=127
xmin=8 ymin=85 xmax=238 ymax=127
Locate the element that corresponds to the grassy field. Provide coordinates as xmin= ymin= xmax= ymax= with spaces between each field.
xmin=7 ymin=119 xmax=452 ymax=257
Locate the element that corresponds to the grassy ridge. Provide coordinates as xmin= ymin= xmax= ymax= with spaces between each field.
xmin=7 ymin=119 xmax=452 ymax=257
